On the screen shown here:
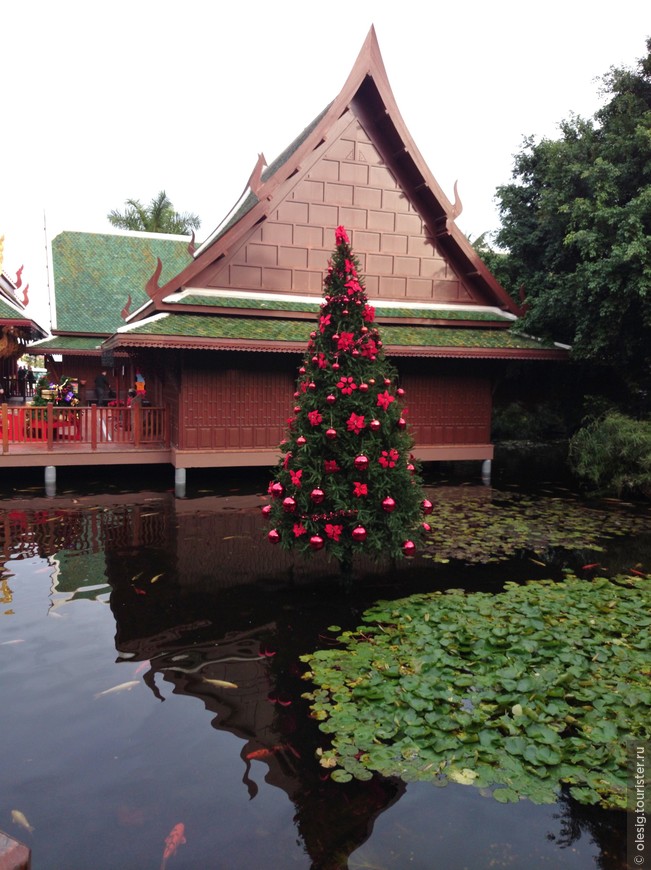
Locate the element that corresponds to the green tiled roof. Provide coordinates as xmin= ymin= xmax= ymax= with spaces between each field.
xmin=52 ymin=231 xmax=192 ymax=334
xmin=174 ymin=294 xmax=511 ymax=322
xmin=0 ymin=296 xmax=30 ymax=321
xmin=123 ymin=313 xmax=556 ymax=352
xmin=32 ymin=335 xmax=105 ymax=352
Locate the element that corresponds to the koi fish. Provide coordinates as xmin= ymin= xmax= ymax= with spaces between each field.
xmin=201 ymin=678 xmax=238 ymax=689
xmin=246 ymin=744 xmax=300 ymax=761
xmin=628 ymin=568 xmax=646 ymax=577
xmin=581 ymin=563 xmax=601 ymax=570
xmin=95 ymin=680 xmax=139 ymax=698
xmin=11 ymin=809 xmax=34 ymax=833
xmin=1 ymin=639 xmax=25 ymax=645
xmin=150 ymin=573 xmax=164 ymax=584
xmin=161 ymin=823 xmax=186 ymax=869
xmin=133 ymin=587 xmax=146 ymax=596
xmin=134 ymin=660 xmax=150 ymax=676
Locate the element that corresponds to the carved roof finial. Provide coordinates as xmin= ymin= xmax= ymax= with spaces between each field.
xmin=121 ymin=294 xmax=132 ymax=320
xmin=451 ymin=180 xmax=463 ymax=220
xmin=146 ymin=258 xmax=163 ymax=298
xmin=247 ymin=153 xmax=267 ymax=197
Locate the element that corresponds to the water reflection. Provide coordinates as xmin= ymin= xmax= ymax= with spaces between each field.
xmin=0 ymin=487 xmax=635 ymax=869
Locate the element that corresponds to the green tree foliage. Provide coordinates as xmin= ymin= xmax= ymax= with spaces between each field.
xmin=107 ymin=190 xmax=201 ymax=235
xmin=264 ymin=227 xmax=429 ymax=572
xmin=493 ymin=39 xmax=651 ymax=393
xmin=569 ymin=411 xmax=651 ymax=496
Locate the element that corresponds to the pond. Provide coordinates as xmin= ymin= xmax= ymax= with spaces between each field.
xmin=0 ymin=465 xmax=648 ymax=870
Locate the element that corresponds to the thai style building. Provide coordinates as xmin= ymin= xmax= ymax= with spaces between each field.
xmin=5 ymin=28 xmax=566 ymax=481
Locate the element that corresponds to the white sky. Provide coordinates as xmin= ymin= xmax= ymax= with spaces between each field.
xmin=2 ymin=0 xmax=649 ymax=329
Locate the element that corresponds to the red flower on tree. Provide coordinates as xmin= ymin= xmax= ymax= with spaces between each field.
xmin=324 ymin=459 xmax=340 ymax=474
xmin=289 ymin=469 xmax=302 ymax=486
xmin=315 ymin=352 xmax=328 ymax=369
xmin=337 ymin=376 xmax=357 ymax=395
xmin=379 ymin=448 xmax=400 ymax=468
xmin=344 ymin=259 xmax=357 ymax=277
xmin=363 ymin=305 xmax=375 ymax=323
xmin=319 ymin=313 xmax=331 ymax=334
xmin=325 ymin=523 xmax=344 ymax=541
xmin=335 ymin=226 xmax=349 ymax=245
xmin=377 ymin=390 xmax=395 ymax=411
xmin=353 ymin=481 xmax=368 ymax=497
xmin=293 ymin=522 xmax=307 ymax=537
xmin=346 ymin=413 xmax=366 ymax=434
xmin=283 ymin=452 xmax=292 ymax=469
xmin=307 ymin=410 xmax=323 ymax=427
xmin=361 ymin=338 xmax=377 ymax=359
xmin=345 ymin=278 xmax=362 ymax=296
xmin=337 ymin=332 xmax=355 ymax=352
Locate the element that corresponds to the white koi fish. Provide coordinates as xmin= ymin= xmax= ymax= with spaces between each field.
xmin=201 ymin=678 xmax=238 ymax=689
xmin=11 ymin=809 xmax=34 ymax=833
xmin=94 ymin=680 xmax=140 ymax=699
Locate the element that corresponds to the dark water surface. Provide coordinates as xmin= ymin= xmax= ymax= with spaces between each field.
xmin=0 ymin=467 xmax=638 ymax=869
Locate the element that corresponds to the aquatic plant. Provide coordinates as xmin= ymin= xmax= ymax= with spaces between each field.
xmin=302 ymin=573 xmax=651 ymax=808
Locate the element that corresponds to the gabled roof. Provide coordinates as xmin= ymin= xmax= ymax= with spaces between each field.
xmin=50 ymin=230 xmax=193 ymax=335
xmin=0 ymin=271 xmax=48 ymax=339
xmin=129 ymin=26 xmax=521 ymax=327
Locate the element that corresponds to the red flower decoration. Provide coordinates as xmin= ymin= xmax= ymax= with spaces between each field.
xmin=346 ymin=413 xmax=366 ymax=435
xmin=353 ymin=481 xmax=368 ymax=497
xmin=325 ymin=523 xmax=344 ymax=542
xmin=344 ymin=278 xmax=361 ymax=295
xmin=335 ymin=226 xmax=350 ymax=245
xmin=363 ymin=305 xmax=375 ymax=323
xmin=316 ymin=352 xmax=328 ymax=369
xmin=337 ymin=377 xmax=357 ymax=395
xmin=344 ymin=259 xmax=357 ymax=277
xmin=319 ymin=313 xmax=331 ymax=334
xmin=378 ymin=448 xmax=400 ymax=468
xmin=293 ymin=523 xmax=307 ymax=537
xmin=361 ymin=338 xmax=377 ymax=359
xmin=376 ymin=390 xmax=395 ymax=411
xmin=307 ymin=410 xmax=323 ymax=427
xmin=324 ymin=460 xmax=340 ymax=474
xmin=337 ymin=332 xmax=355 ymax=352
xmin=289 ymin=469 xmax=302 ymax=486
xmin=282 ymin=452 xmax=292 ymax=469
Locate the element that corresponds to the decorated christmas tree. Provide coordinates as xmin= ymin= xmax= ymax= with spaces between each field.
xmin=264 ymin=226 xmax=432 ymax=572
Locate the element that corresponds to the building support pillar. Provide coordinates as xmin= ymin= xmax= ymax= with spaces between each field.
xmin=481 ymin=459 xmax=492 ymax=486
xmin=44 ymin=466 xmax=56 ymax=497
xmin=174 ymin=467 xmax=186 ymax=499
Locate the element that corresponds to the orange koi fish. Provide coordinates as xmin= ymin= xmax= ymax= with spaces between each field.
xmin=160 ymin=823 xmax=186 ymax=869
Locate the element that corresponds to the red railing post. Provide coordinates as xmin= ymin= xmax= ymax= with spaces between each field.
xmin=1 ymin=403 xmax=7 ymax=454
xmin=91 ymin=404 xmax=98 ymax=450
xmin=46 ymin=403 xmax=54 ymax=450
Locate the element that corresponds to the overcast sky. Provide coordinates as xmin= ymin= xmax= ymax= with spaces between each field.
xmin=2 ymin=0 xmax=649 ymax=328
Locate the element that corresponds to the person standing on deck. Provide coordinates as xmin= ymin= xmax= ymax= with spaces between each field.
xmin=95 ymin=371 xmax=110 ymax=406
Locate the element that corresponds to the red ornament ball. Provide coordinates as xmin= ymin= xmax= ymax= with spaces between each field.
xmin=308 ymin=382 xmax=316 ymax=391
xmin=352 ymin=525 xmax=367 ymax=542
xmin=351 ymin=349 xmax=360 ymax=357
xmin=282 ymin=497 xmax=296 ymax=513
xmin=361 ymin=326 xmax=368 ymax=334
xmin=397 ymin=388 xmax=405 ymax=397
xmin=422 ymin=499 xmax=433 ymax=515
xmin=293 ymin=405 xmax=301 ymax=414
xmin=407 ymin=463 xmax=415 ymax=474
xmin=359 ymin=383 xmax=369 ymax=393
xmin=369 ymin=419 xmax=381 ymax=432
xmin=261 ymin=504 xmax=271 ymax=517
xmin=299 ymin=366 xmax=306 ymax=375
xmin=310 ymin=331 xmax=317 ymax=340
xmin=422 ymin=522 xmax=431 ymax=532
xmin=368 ymin=378 xmax=376 ymax=385
xmin=293 ymin=392 xmax=299 ymax=399
xmin=384 ymin=378 xmax=391 ymax=386
xmin=268 ymin=529 xmax=280 ymax=544
xmin=342 ymin=309 xmax=349 ymax=316
xmin=270 ymin=482 xmax=284 ymax=498
xmin=382 ymin=496 xmax=396 ymax=513
xmin=397 ymin=417 xmax=407 ymax=430
xmin=354 ymin=454 xmax=369 ymax=471
xmin=296 ymin=436 xmax=306 ymax=447
xmin=309 ymin=535 xmax=325 ymax=551
xmin=326 ymin=394 xmax=336 ymax=405
xmin=332 ymin=362 xmax=340 ymax=371
xmin=325 ymin=428 xmax=337 ymax=440
xmin=311 ymin=356 xmax=320 ymax=365
xmin=332 ymin=333 xmax=340 ymax=343
xmin=310 ymin=488 xmax=325 ymax=504
xmin=403 ymin=540 xmax=416 ymax=557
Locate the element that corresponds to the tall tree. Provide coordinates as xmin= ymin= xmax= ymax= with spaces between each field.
xmin=107 ymin=190 xmax=201 ymax=235
xmin=264 ymin=226 xmax=431 ymax=575
xmin=493 ymin=39 xmax=651 ymax=396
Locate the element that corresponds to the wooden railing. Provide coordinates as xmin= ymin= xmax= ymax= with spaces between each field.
xmin=1 ymin=403 xmax=169 ymax=453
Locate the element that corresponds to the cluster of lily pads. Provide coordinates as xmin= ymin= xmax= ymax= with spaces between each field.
xmin=302 ymin=572 xmax=651 ymax=808
xmin=420 ymin=488 xmax=650 ymax=563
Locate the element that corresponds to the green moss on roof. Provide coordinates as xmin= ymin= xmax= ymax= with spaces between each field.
xmin=125 ymin=313 xmax=554 ymax=351
xmin=52 ymin=232 xmax=192 ymax=334
xmin=175 ymin=294 xmax=511 ymax=322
